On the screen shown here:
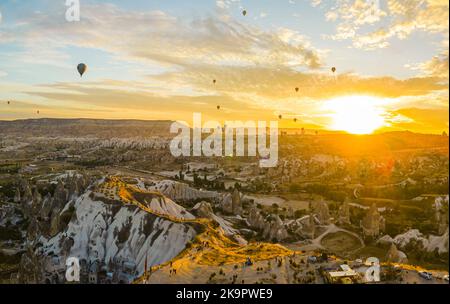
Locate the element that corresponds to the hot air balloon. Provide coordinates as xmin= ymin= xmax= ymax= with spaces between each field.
xmin=217 ymin=105 xmax=221 ymax=110
xmin=37 ymin=110 xmax=40 ymax=115
xmin=295 ymin=87 xmax=299 ymax=93
xmin=242 ymin=10 xmax=247 ymax=16
xmin=294 ymin=118 xmax=297 ymax=123
xmin=213 ymin=79 xmax=217 ymax=84
xmin=331 ymin=67 xmax=336 ymax=73
xmin=77 ymin=63 xmax=87 ymax=77
xmin=7 ymin=101 xmax=10 ymax=105
xmin=278 ymin=115 xmax=282 ymax=120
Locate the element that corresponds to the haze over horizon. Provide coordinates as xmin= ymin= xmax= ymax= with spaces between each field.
xmin=0 ymin=0 xmax=448 ymax=134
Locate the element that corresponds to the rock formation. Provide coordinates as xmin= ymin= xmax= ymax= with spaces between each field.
xmin=287 ymin=207 xmax=295 ymax=219
xmin=150 ymin=180 xmax=217 ymax=203
xmin=302 ymin=213 xmax=316 ymax=239
xmin=18 ymin=182 xmax=198 ymax=284
xmin=247 ymin=207 xmax=288 ymax=242
xmin=21 ymin=184 xmax=33 ymax=217
xmin=263 ymin=215 xmax=288 ymax=242
xmin=221 ymin=194 xmax=233 ymax=214
xmin=231 ymin=188 xmax=243 ymax=215
xmin=377 ymin=234 xmax=394 ymax=246
xmin=191 ymin=201 xmax=239 ymax=237
xmin=53 ymin=180 xmax=68 ymax=210
xmin=393 ymin=228 xmax=449 ymax=254
xmin=192 ymin=201 xmax=215 ymax=219
xmin=386 ymin=243 xmax=408 ymax=264
xmin=434 ymin=196 xmax=449 ymax=235
xmin=337 ymin=198 xmax=351 ymax=225
xmin=32 ymin=188 xmax=42 ymax=214
xmin=14 ymin=188 xmax=21 ymax=203
xmin=247 ymin=207 xmax=265 ymax=230
xmin=360 ymin=204 xmax=385 ymax=238
xmin=315 ymin=201 xmax=330 ymax=225
xmin=220 ymin=188 xmax=243 ymax=215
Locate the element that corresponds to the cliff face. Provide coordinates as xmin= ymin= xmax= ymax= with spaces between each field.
xmin=17 ymin=178 xmax=198 ymax=284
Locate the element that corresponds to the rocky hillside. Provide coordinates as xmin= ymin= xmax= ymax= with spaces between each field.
xmin=17 ymin=176 xmax=199 ymax=284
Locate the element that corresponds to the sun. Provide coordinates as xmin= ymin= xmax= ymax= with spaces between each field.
xmin=324 ymin=96 xmax=388 ymax=134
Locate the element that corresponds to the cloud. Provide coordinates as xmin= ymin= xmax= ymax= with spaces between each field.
xmin=216 ymin=0 xmax=241 ymax=10
xmin=16 ymin=79 xmax=277 ymax=122
xmin=417 ymin=50 xmax=449 ymax=79
xmin=0 ymin=3 xmax=321 ymax=70
xmin=321 ymin=0 xmax=449 ymax=50
xmin=153 ymin=65 xmax=448 ymax=101
xmin=216 ymin=1 xmax=228 ymax=9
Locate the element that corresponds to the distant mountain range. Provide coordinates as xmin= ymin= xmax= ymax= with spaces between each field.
xmin=0 ymin=118 xmax=175 ymax=138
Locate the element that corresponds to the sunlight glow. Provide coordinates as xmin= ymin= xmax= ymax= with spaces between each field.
xmin=324 ymin=96 xmax=388 ymax=134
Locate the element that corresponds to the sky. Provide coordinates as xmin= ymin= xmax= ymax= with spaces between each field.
xmin=0 ymin=0 xmax=448 ymax=134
